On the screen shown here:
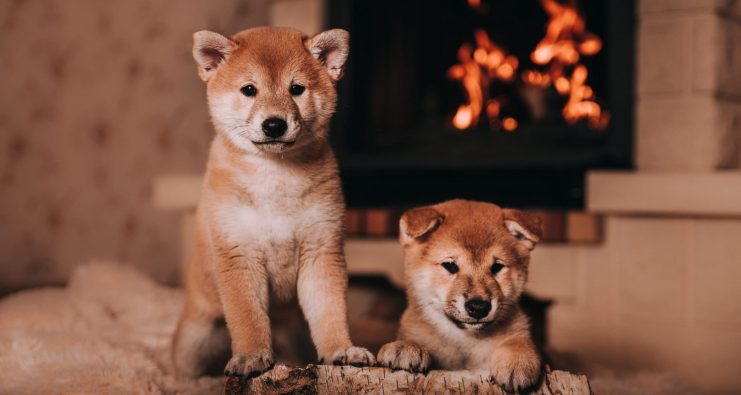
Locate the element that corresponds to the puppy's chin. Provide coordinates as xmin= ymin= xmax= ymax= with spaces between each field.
xmin=445 ymin=314 xmax=493 ymax=331
xmin=460 ymin=322 xmax=489 ymax=330
xmin=251 ymin=140 xmax=296 ymax=154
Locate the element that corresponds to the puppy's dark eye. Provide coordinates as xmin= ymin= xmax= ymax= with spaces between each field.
xmin=289 ymin=84 xmax=306 ymax=95
xmin=240 ymin=84 xmax=257 ymax=97
xmin=441 ymin=261 xmax=459 ymax=274
xmin=491 ymin=261 xmax=505 ymax=275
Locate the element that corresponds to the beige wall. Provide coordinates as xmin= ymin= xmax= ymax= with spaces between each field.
xmin=0 ymin=0 xmax=270 ymax=290
xmin=529 ymin=215 xmax=741 ymax=394
xmin=636 ymin=0 xmax=741 ymax=170
xmin=269 ymin=0 xmax=325 ymax=35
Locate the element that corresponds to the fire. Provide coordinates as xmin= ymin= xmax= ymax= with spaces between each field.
xmin=467 ymin=0 xmax=482 ymax=11
xmin=562 ymin=65 xmax=610 ymax=129
xmin=502 ymin=117 xmax=518 ymax=132
xmin=486 ymin=100 xmax=500 ymax=118
xmin=526 ymin=0 xmax=609 ymax=129
xmin=447 ymin=29 xmax=518 ymax=130
xmin=448 ymin=44 xmax=485 ymax=130
xmin=522 ymin=70 xmax=551 ymax=87
xmin=531 ymin=0 xmax=602 ymax=66
xmin=449 ymin=0 xmax=607 ymax=131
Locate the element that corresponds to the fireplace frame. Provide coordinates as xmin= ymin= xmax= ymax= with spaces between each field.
xmin=327 ymin=0 xmax=636 ymax=209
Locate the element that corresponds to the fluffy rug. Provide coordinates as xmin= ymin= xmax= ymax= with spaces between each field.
xmin=0 ymin=262 xmax=222 ymax=394
xmin=0 ymin=261 xmax=698 ymax=395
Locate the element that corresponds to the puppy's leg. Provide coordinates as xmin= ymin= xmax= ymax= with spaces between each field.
xmin=377 ymin=340 xmax=431 ymax=373
xmin=297 ymin=246 xmax=374 ymax=366
xmin=489 ymin=337 xmax=542 ymax=393
xmin=216 ymin=249 xmax=274 ymax=377
xmin=172 ymin=297 xmax=231 ymax=377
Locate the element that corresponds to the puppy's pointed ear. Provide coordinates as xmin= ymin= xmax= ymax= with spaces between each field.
xmin=305 ymin=29 xmax=350 ymax=81
xmin=400 ymin=207 xmax=444 ymax=245
xmin=192 ymin=30 xmax=237 ymax=82
xmin=503 ymin=209 xmax=543 ymax=251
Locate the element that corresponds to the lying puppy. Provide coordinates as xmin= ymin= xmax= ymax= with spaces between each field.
xmin=172 ymin=26 xmax=373 ymax=378
xmin=377 ymin=199 xmax=543 ymax=392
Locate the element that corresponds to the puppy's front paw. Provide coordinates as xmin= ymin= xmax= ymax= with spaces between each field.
xmin=224 ymin=351 xmax=274 ymax=378
xmin=377 ymin=341 xmax=431 ymax=373
xmin=321 ymin=346 xmax=375 ymax=367
xmin=489 ymin=351 xmax=541 ymax=393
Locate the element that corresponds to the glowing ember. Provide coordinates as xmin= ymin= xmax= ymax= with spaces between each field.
xmin=502 ymin=117 xmax=518 ymax=132
xmin=448 ymin=29 xmax=518 ymax=130
xmin=486 ymin=100 xmax=501 ymax=118
xmin=467 ymin=0 xmax=482 ymax=11
xmin=453 ymin=105 xmax=474 ymax=130
xmin=522 ymin=70 xmax=551 ymax=87
xmin=554 ymin=76 xmax=570 ymax=94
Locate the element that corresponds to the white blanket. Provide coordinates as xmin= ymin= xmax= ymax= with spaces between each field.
xmin=0 ymin=262 xmax=222 ymax=394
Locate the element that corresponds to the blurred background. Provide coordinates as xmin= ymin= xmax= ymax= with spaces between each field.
xmin=0 ymin=0 xmax=270 ymax=288
xmin=1 ymin=0 xmax=741 ymax=393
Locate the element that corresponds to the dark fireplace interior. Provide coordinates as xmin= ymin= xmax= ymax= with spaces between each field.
xmin=329 ymin=0 xmax=635 ymax=209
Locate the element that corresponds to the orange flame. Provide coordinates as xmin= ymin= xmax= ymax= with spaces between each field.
xmin=531 ymin=0 xmax=602 ymax=67
xmin=522 ymin=70 xmax=551 ymax=87
xmin=525 ymin=0 xmax=608 ymax=129
xmin=563 ymin=65 xmax=610 ymax=129
xmin=502 ymin=117 xmax=518 ymax=132
xmin=467 ymin=0 xmax=482 ymax=11
xmin=448 ymin=29 xmax=518 ymax=130
xmin=450 ymin=0 xmax=605 ymax=131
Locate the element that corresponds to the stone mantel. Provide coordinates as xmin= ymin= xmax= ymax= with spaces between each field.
xmin=154 ymin=171 xmax=741 ymax=217
xmin=587 ymin=170 xmax=741 ymax=216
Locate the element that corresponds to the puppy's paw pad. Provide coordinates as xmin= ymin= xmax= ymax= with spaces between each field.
xmin=328 ymin=346 xmax=375 ymax=367
xmin=377 ymin=341 xmax=431 ymax=373
xmin=224 ymin=352 xmax=274 ymax=378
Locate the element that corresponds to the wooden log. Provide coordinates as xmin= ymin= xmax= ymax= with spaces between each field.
xmin=224 ymin=364 xmax=591 ymax=394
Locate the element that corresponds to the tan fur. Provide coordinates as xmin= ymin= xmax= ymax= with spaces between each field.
xmin=172 ymin=26 xmax=373 ymax=378
xmin=377 ymin=199 xmax=543 ymax=392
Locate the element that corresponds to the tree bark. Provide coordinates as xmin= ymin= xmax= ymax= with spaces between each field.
xmin=224 ymin=364 xmax=591 ymax=394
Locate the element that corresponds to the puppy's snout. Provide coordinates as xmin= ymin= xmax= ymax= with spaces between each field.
xmin=262 ymin=117 xmax=288 ymax=138
xmin=464 ymin=298 xmax=491 ymax=319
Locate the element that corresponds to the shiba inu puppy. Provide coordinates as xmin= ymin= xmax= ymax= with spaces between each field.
xmin=377 ymin=199 xmax=543 ymax=392
xmin=172 ymin=26 xmax=374 ymax=378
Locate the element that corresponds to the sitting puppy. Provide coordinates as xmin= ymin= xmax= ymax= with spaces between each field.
xmin=377 ymin=199 xmax=543 ymax=392
xmin=172 ymin=26 xmax=374 ymax=378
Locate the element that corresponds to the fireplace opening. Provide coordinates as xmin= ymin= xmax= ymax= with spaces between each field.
xmin=328 ymin=0 xmax=635 ymax=208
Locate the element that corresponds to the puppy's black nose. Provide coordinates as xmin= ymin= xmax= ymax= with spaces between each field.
xmin=465 ymin=298 xmax=491 ymax=319
xmin=262 ymin=117 xmax=288 ymax=138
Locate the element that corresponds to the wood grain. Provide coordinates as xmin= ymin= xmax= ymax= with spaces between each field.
xmin=224 ymin=364 xmax=591 ymax=394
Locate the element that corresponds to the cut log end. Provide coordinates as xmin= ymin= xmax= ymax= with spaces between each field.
xmin=224 ymin=364 xmax=591 ymax=394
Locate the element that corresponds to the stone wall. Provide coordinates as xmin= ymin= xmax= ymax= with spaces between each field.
xmin=637 ymin=0 xmax=741 ymax=169
xmin=529 ymin=215 xmax=741 ymax=394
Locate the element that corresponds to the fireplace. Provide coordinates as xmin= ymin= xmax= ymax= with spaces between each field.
xmin=328 ymin=0 xmax=635 ymax=208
